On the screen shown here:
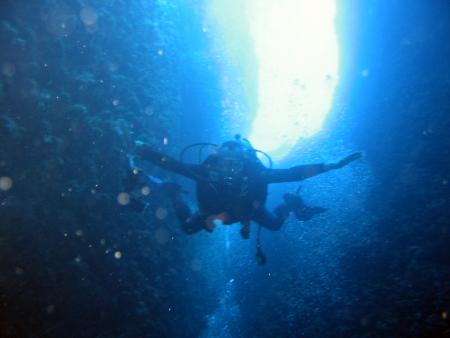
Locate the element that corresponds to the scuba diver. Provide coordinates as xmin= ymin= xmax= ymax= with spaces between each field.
xmin=128 ymin=135 xmax=362 ymax=241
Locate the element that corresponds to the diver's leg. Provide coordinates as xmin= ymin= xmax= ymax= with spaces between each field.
xmin=253 ymin=194 xmax=328 ymax=230
xmin=170 ymin=194 xmax=207 ymax=234
xmin=283 ymin=193 xmax=328 ymax=221
xmin=183 ymin=212 xmax=208 ymax=234
xmin=252 ymin=206 xmax=288 ymax=231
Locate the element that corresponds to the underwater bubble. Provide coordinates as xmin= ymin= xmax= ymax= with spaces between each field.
xmin=108 ymin=63 xmax=119 ymax=72
xmin=163 ymin=137 xmax=168 ymax=145
xmin=114 ymin=251 xmax=122 ymax=259
xmin=112 ymin=99 xmax=120 ymax=106
xmin=144 ymin=106 xmax=154 ymax=116
xmin=0 ymin=176 xmax=13 ymax=191
xmin=155 ymin=207 xmax=168 ymax=220
xmin=141 ymin=186 xmax=150 ymax=195
xmin=155 ymin=227 xmax=170 ymax=244
xmin=252 ymin=200 xmax=261 ymax=209
xmin=46 ymin=305 xmax=55 ymax=314
xmin=80 ymin=6 xmax=98 ymax=26
xmin=157 ymin=49 xmax=164 ymax=56
xmin=117 ymin=192 xmax=130 ymax=205
xmin=190 ymin=258 xmax=203 ymax=271
xmin=46 ymin=5 xmax=78 ymax=37
xmin=1 ymin=63 xmax=16 ymax=77
xmin=132 ymin=168 xmax=139 ymax=175
xmin=361 ymin=69 xmax=369 ymax=77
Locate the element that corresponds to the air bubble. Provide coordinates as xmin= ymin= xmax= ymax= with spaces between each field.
xmin=1 ymin=63 xmax=16 ymax=77
xmin=155 ymin=207 xmax=168 ymax=220
xmin=80 ymin=6 xmax=98 ymax=26
xmin=155 ymin=227 xmax=169 ymax=244
xmin=0 ymin=176 xmax=13 ymax=191
xmin=117 ymin=192 xmax=130 ymax=205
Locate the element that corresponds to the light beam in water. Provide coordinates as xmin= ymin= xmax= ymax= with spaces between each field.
xmin=248 ymin=0 xmax=339 ymax=160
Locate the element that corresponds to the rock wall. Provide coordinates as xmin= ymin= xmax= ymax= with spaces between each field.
xmin=0 ymin=1 xmax=216 ymax=337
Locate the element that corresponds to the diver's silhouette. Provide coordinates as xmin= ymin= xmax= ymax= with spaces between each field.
xmin=129 ymin=135 xmax=362 ymax=237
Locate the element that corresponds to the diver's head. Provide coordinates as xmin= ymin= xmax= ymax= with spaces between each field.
xmin=217 ymin=134 xmax=255 ymax=160
xmin=218 ymin=140 xmax=245 ymax=159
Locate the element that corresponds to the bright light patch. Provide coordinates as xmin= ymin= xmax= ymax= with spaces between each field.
xmin=248 ymin=0 xmax=339 ymax=160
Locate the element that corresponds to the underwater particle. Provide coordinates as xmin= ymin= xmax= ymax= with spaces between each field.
xmin=1 ymin=63 xmax=16 ymax=77
xmin=117 ymin=192 xmax=130 ymax=205
xmin=155 ymin=227 xmax=170 ymax=244
xmin=141 ymin=186 xmax=150 ymax=196
xmin=442 ymin=311 xmax=448 ymax=320
xmin=361 ymin=69 xmax=369 ymax=77
xmin=144 ymin=106 xmax=154 ymax=116
xmin=442 ymin=179 xmax=448 ymax=185
xmin=46 ymin=305 xmax=55 ymax=314
xmin=0 ymin=176 xmax=13 ymax=191
xmin=74 ymin=256 xmax=81 ymax=263
xmin=112 ymin=99 xmax=120 ymax=106
xmin=155 ymin=207 xmax=168 ymax=220
xmin=75 ymin=229 xmax=84 ymax=237
xmin=114 ymin=251 xmax=122 ymax=259
xmin=90 ymin=189 xmax=96 ymax=194
xmin=133 ymin=168 xmax=139 ymax=175
xmin=163 ymin=137 xmax=168 ymax=145
xmin=360 ymin=317 xmax=369 ymax=326
xmin=46 ymin=5 xmax=78 ymax=37
xmin=190 ymin=258 xmax=202 ymax=271
xmin=80 ymin=6 xmax=98 ymax=26
xmin=100 ymin=239 xmax=106 ymax=245
xmin=108 ymin=63 xmax=119 ymax=72
xmin=157 ymin=49 xmax=164 ymax=56
xmin=15 ymin=267 xmax=24 ymax=275
xmin=252 ymin=200 xmax=261 ymax=209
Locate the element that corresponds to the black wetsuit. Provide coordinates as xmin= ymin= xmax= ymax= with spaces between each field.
xmin=139 ymin=147 xmax=335 ymax=234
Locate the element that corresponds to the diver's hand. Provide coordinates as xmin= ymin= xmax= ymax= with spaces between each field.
xmin=334 ymin=152 xmax=363 ymax=169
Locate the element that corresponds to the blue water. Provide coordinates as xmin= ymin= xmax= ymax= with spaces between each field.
xmin=1 ymin=1 xmax=449 ymax=337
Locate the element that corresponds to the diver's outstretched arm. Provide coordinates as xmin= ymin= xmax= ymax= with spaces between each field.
xmin=262 ymin=152 xmax=362 ymax=184
xmin=136 ymin=144 xmax=203 ymax=181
